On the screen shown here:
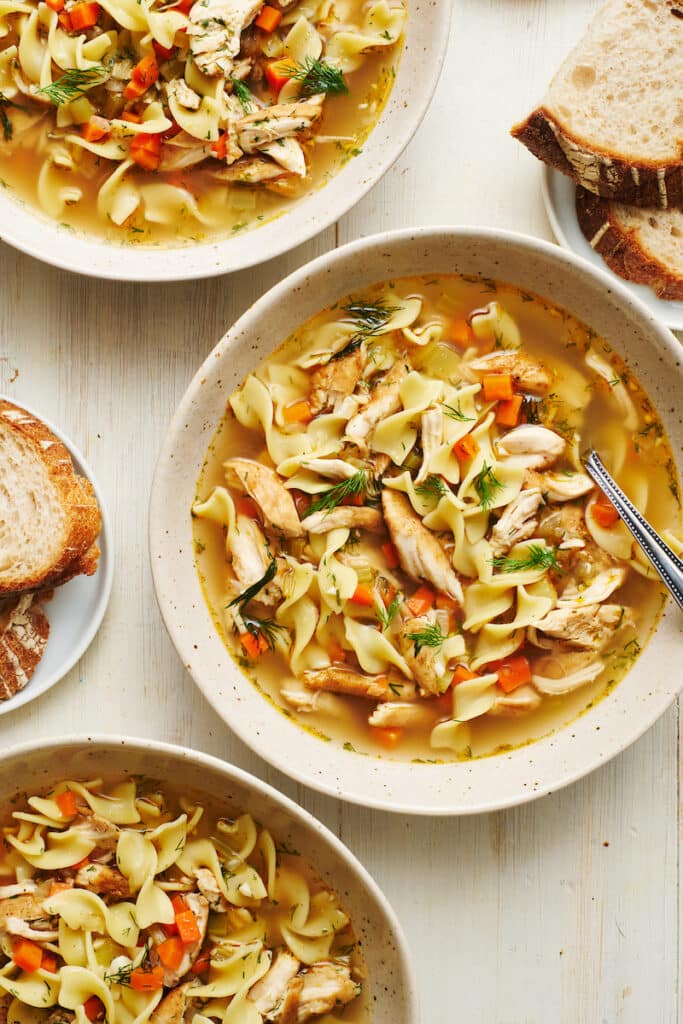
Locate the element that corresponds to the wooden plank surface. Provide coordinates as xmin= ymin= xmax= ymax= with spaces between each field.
xmin=0 ymin=2 xmax=680 ymax=1021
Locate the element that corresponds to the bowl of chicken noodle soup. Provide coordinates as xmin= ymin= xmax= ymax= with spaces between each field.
xmin=0 ymin=737 xmax=416 ymax=1024
xmin=150 ymin=227 xmax=683 ymax=813
xmin=0 ymin=0 xmax=446 ymax=278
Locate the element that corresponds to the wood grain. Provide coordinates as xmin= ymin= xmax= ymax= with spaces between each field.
xmin=0 ymin=2 xmax=680 ymax=1021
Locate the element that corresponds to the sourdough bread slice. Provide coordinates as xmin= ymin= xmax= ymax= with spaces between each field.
xmin=576 ymin=186 xmax=683 ymax=299
xmin=0 ymin=400 xmax=102 ymax=595
xmin=512 ymin=0 xmax=683 ymax=208
xmin=0 ymin=593 xmax=50 ymax=700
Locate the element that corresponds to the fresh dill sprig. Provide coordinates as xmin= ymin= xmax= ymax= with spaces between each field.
xmin=491 ymin=544 xmax=560 ymax=574
xmin=415 ymin=474 xmax=447 ymax=500
xmin=303 ymin=470 xmax=369 ymax=517
xmin=473 ymin=461 xmax=504 ymax=510
xmin=404 ymin=621 xmax=447 ymax=656
xmin=376 ymin=594 xmax=401 ymax=631
xmin=228 ymin=557 xmax=277 ymax=609
xmin=38 ymin=65 xmax=108 ymax=106
xmin=232 ymin=78 xmax=253 ymax=111
xmin=242 ymin=616 xmax=285 ymax=651
xmin=440 ymin=401 xmax=474 ymax=423
xmin=343 ymin=300 xmax=398 ymax=336
xmin=330 ymin=337 xmax=363 ymax=362
xmin=292 ymin=58 xmax=348 ymax=97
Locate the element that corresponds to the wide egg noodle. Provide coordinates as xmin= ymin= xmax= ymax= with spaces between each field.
xmin=30 ymin=781 xmax=140 ymax=826
xmin=317 ymin=528 xmax=357 ymax=613
xmin=0 ymin=970 xmax=60 ymax=1008
xmin=44 ymin=888 xmax=141 ymax=947
xmin=96 ymin=159 xmax=140 ymax=227
xmin=344 ymin=617 xmax=412 ymax=678
xmin=37 ymin=158 xmax=83 ymax=218
xmin=230 ymin=375 xmax=310 ymax=465
xmin=371 ymin=372 xmax=443 ymax=465
xmin=326 ymin=0 xmax=406 ymax=73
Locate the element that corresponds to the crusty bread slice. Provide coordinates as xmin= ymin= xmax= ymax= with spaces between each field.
xmin=512 ymin=0 xmax=683 ymax=208
xmin=0 ymin=593 xmax=50 ymax=701
xmin=0 ymin=400 xmax=102 ymax=595
xmin=576 ymin=186 xmax=683 ymax=299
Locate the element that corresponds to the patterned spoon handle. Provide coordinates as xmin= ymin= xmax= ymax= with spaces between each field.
xmin=585 ymin=450 xmax=683 ymax=612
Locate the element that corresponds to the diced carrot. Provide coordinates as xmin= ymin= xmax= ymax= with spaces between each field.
xmin=283 ymin=399 xmax=313 ymax=425
xmin=81 ymin=116 xmax=110 ymax=143
xmin=495 ymin=394 xmax=523 ymax=428
xmin=49 ymin=880 xmax=73 ymax=896
xmin=451 ymin=665 xmax=477 ymax=685
xmin=450 ymin=319 xmax=473 ymax=349
xmin=380 ymin=583 xmax=397 ymax=609
xmin=482 ymin=374 xmax=514 ymax=402
xmin=341 ymin=492 xmax=364 ymax=507
xmin=123 ymin=78 xmax=147 ymax=101
xmin=152 ymin=39 xmax=176 ymax=60
xmin=381 ymin=541 xmax=400 ymax=569
xmin=131 ymin=52 xmax=159 ymax=89
xmin=496 ymin=655 xmax=532 ymax=694
xmin=235 ymin=496 xmax=260 ymax=519
xmin=129 ymin=133 xmax=162 ymax=171
xmin=176 ymin=909 xmax=201 ymax=945
xmin=327 ymin=639 xmax=347 ymax=664
xmin=46 ymin=0 xmax=65 ymax=11
xmin=83 ymin=998 xmax=104 ymax=1022
xmin=591 ymin=493 xmax=619 ymax=528
xmin=240 ymin=632 xmax=262 ymax=659
xmin=211 ymin=132 xmax=228 ymax=161
xmin=130 ymin=966 xmax=164 ymax=992
xmin=371 ymin=726 xmax=403 ymax=749
xmin=171 ymin=895 xmax=187 ymax=915
xmin=56 ymin=789 xmax=78 ymax=818
xmin=170 ymin=0 xmax=193 ymax=11
xmin=191 ymin=946 xmax=212 ymax=976
xmin=12 ymin=939 xmax=43 ymax=973
xmin=41 ymin=953 xmax=58 ymax=974
xmin=157 ymin=936 xmax=184 ymax=971
xmin=255 ymin=4 xmax=281 ymax=30
xmin=161 ymin=919 xmax=179 ymax=937
xmin=69 ymin=1 xmax=100 ymax=29
xmin=73 ymin=856 xmax=90 ymax=870
xmin=264 ymin=58 xmax=297 ymax=94
xmin=350 ymin=584 xmax=374 ymax=607
xmin=452 ymin=434 xmax=479 ymax=462
xmin=405 ymin=585 xmax=434 ymax=617
xmin=58 ymin=11 xmax=72 ymax=30
xmin=119 ymin=110 xmax=143 ymax=123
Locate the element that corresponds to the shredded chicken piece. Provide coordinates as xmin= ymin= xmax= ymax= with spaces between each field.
xmin=398 ymin=610 xmax=451 ymax=696
xmin=150 ymin=982 xmax=195 ymax=1024
xmin=224 ymin=459 xmax=303 ymax=538
xmin=166 ymin=78 xmax=201 ymax=111
xmin=529 ymin=470 xmax=594 ymax=502
xmin=296 ymin=962 xmax=358 ymax=1023
xmin=4 ymin=917 xmax=59 ymax=941
xmin=236 ymin=97 xmax=324 ymax=153
xmin=558 ymin=567 xmax=626 ymax=607
xmin=345 ymin=360 xmax=408 ymax=445
xmin=217 ymin=157 xmax=288 ymax=183
xmin=0 ymin=881 xmax=36 ymax=899
xmin=490 ymin=488 xmax=544 ymax=556
xmin=299 ymin=458 xmax=358 ymax=480
xmin=309 ymin=349 xmax=365 ymax=415
xmin=531 ymin=649 xmax=604 ymax=695
xmin=0 ymin=894 xmax=54 ymax=935
xmin=188 ymin=0 xmax=261 ymax=76
xmin=415 ymin=408 xmax=442 ymax=483
xmin=227 ymin=514 xmax=283 ymax=606
xmin=381 ymin=490 xmax=463 ymax=604
xmin=249 ymin=951 xmax=301 ymax=1018
xmin=496 ymin=425 xmax=565 ymax=469
xmin=194 ymin=868 xmax=228 ymax=911
xmin=74 ymin=863 xmax=130 ymax=898
xmin=368 ymin=701 xmax=431 ymax=728
xmin=488 ymin=684 xmax=541 ymax=716
xmin=535 ymin=603 xmax=624 ymax=650
xmin=302 ymin=667 xmax=409 ymax=700
xmin=303 ymin=507 xmax=384 ymax=534
xmin=468 ymin=350 xmax=551 ymax=394
xmin=72 ymin=813 xmax=120 ymax=860
xmin=262 ymin=138 xmax=307 ymax=177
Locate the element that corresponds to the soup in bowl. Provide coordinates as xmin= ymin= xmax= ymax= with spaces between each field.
xmin=150 ymin=227 xmax=683 ymax=813
xmin=0 ymin=737 xmax=416 ymax=1023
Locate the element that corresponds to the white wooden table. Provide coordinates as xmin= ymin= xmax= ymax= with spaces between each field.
xmin=1 ymin=2 xmax=680 ymax=1021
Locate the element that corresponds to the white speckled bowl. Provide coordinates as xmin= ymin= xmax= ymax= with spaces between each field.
xmin=150 ymin=226 xmax=683 ymax=815
xmin=0 ymin=1 xmax=449 ymax=281
xmin=0 ymin=736 xmax=417 ymax=1022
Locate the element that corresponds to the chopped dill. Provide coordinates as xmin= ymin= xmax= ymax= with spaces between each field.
xmin=303 ymin=470 xmax=370 ymax=517
xmin=490 ymin=544 xmax=561 ymax=574
xmin=377 ymin=594 xmax=401 ymax=631
xmin=38 ymin=65 xmax=108 ymax=106
xmin=342 ymin=300 xmax=398 ymax=336
xmin=404 ymin=621 xmax=447 ymax=656
xmin=473 ymin=462 xmax=504 ymax=510
xmin=228 ymin=557 xmax=277 ymax=609
xmin=440 ymin=400 xmax=474 ymax=423
xmin=292 ymin=58 xmax=348 ymax=97
xmin=330 ymin=337 xmax=363 ymax=362
xmin=232 ymin=78 xmax=253 ymax=111
xmin=415 ymin=474 xmax=447 ymax=500
xmin=241 ymin=615 xmax=285 ymax=652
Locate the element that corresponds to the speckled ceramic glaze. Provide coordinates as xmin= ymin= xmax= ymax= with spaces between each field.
xmin=0 ymin=1 xmax=449 ymax=281
xmin=150 ymin=227 xmax=683 ymax=815
xmin=0 ymin=736 xmax=417 ymax=1022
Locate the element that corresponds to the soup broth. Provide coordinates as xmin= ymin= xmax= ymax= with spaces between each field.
xmin=193 ymin=274 xmax=681 ymax=763
xmin=0 ymin=776 xmax=368 ymax=1022
xmin=0 ymin=0 xmax=403 ymax=244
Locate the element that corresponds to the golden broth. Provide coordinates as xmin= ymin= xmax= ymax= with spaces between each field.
xmin=193 ymin=274 xmax=680 ymax=763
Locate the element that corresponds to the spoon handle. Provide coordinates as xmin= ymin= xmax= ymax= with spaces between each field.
xmin=585 ymin=451 xmax=683 ymax=612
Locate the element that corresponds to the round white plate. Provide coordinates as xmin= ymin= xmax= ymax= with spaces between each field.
xmin=542 ymin=166 xmax=683 ymax=332
xmin=0 ymin=397 xmax=114 ymax=716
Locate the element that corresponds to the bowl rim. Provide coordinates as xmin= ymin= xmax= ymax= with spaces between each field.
xmin=0 ymin=394 xmax=114 ymax=716
xmin=0 ymin=1 xmax=452 ymax=282
xmin=150 ymin=224 xmax=683 ymax=815
xmin=0 ymin=732 xmax=420 ymax=1019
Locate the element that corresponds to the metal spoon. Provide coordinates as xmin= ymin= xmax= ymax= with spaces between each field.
xmin=585 ymin=450 xmax=683 ymax=612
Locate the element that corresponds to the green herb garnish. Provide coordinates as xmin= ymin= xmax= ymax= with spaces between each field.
xmin=292 ymin=57 xmax=348 ymax=97
xmin=343 ymin=299 xmax=398 ymax=336
xmin=377 ymin=594 xmax=401 ymax=631
xmin=404 ymin=621 xmax=447 ymax=656
xmin=232 ymin=78 xmax=253 ymax=111
xmin=303 ymin=470 xmax=369 ymax=518
xmin=473 ymin=461 xmax=504 ymax=510
xmin=241 ymin=615 xmax=285 ymax=652
xmin=491 ymin=544 xmax=561 ymax=574
xmin=38 ymin=65 xmax=108 ymax=106
xmin=415 ymin=474 xmax=447 ymax=500
xmin=228 ymin=557 xmax=277 ymax=609
xmin=440 ymin=400 xmax=474 ymax=423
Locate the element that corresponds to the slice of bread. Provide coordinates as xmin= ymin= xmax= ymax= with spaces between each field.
xmin=0 ymin=593 xmax=50 ymax=701
xmin=576 ymin=186 xmax=683 ymax=299
xmin=0 ymin=400 xmax=102 ymax=595
xmin=512 ymin=0 xmax=683 ymax=208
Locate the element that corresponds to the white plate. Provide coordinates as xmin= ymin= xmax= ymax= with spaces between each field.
xmin=542 ymin=166 xmax=683 ymax=332
xmin=0 ymin=397 xmax=114 ymax=716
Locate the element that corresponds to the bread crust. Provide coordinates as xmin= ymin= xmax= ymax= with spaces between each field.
xmin=575 ymin=186 xmax=683 ymax=301
xmin=0 ymin=400 xmax=102 ymax=595
xmin=512 ymin=108 xmax=683 ymax=209
xmin=0 ymin=594 xmax=50 ymax=701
